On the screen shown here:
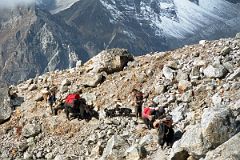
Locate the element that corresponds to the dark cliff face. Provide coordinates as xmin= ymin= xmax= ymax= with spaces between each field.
xmin=0 ymin=6 xmax=88 ymax=84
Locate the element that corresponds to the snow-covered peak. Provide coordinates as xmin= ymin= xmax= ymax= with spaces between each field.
xmin=37 ymin=0 xmax=80 ymax=14
xmin=99 ymin=0 xmax=240 ymax=39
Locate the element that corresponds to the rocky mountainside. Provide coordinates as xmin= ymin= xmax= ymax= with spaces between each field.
xmin=0 ymin=0 xmax=240 ymax=86
xmin=0 ymin=35 xmax=240 ymax=159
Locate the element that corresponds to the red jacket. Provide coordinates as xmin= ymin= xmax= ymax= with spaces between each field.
xmin=142 ymin=107 xmax=152 ymax=119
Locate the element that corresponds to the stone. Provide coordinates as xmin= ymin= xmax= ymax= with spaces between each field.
xmin=220 ymin=47 xmax=232 ymax=56
xmin=229 ymin=99 xmax=240 ymax=116
xmin=199 ymin=40 xmax=207 ymax=45
xmin=162 ymin=65 xmax=175 ymax=80
xmin=88 ymin=134 xmax=97 ymax=143
xmin=139 ymin=134 xmax=153 ymax=146
xmin=23 ymin=151 xmax=33 ymax=159
xmin=169 ymin=140 xmax=190 ymax=160
xmin=36 ymin=151 xmax=43 ymax=158
xmin=60 ymin=85 xmax=68 ymax=93
xmin=22 ymin=123 xmax=41 ymax=138
xmin=154 ymin=84 xmax=166 ymax=94
xmin=190 ymin=66 xmax=200 ymax=80
xmin=61 ymin=79 xmax=71 ymax=86
xmin=54 ymin=155 xmax=69 ymax=160
xmin=227 ymin=67 xmax=240 ymax=80
xmin=170 ymin=104 xmax=187 ymax=123
xmin=222 ymin=62 xmax=234 ymax=73
xmin=178 ymin=80 xmax=192 ymax=93
xmin=125 ymin=145 xmax=141 ymax=160
xmin=136 ymin=72 xmax=147 ymax=83
xmin=203 ymin=64 xmax=228 ymax=78
xmin=0 ymin=98 xmax=12 ymax=124
xmin=201 ymin=106 xmax=235 ymax=150
xmin=193 ymin=59 xmax=207 ymax=67
xmin=211 ymin=93 xmax=222 ymax=107
xmin=153 ymin=95 xmax=167 ymax=105
xmin=178 ymin=124 xmax=205 ymax=157
xmin=82 ymin=73 xmax=105 ymax=87
xmin=235 ymin=32 xmax=240 ymax=39
xmin=18 ymin=141 xmax=29 ymax=152
xmin=34 ymin=93 xmax=44 ymax=101
xmin=76 ymin=60 xmax=82 ymax=68
xmin=176 ymin=70 xmax=189 ymax=81
xmin=204 ymin=133 xmax=240 ymax=160
xmin=84 ymin=48 xmax=133 ymax=74
xmin=166 ymin=61 xmax=178 ymax=69
xmin=45 ymin=153 xmax=54 ymax=160
xmin=101 ymin=135 xmax=130 ymax=160
xmin=81 ymin=93 xmax=97 ymax=105
xmin=28 ymin=84 xmax=37 ymax=91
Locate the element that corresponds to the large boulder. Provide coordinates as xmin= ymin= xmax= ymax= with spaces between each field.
xmin=204 ymin=133 xmax=240 ymax=160
xmin=100 ymin=135 xmax=130 ymax=160
xmin=162 ymin=65 xmax=176 ymax=80
xmin=203 ymin=64 xmax=228 ymax=78
xmin=170 ymin=124 xmax=205 ymax=159
xmin=82 ymin=73 xmax=105 ymax=87
xmin=227 ymin=67 xmax=240 ymax=80
xmin=201 ymin=106 xmax=236 ymax=150
xmin=0 ymin=98 xmax=12 ymax=124
xmin=22 ymin=123 xmax=41 ymax=138
xmin=84 ymin=48 xmax=133 ymax=74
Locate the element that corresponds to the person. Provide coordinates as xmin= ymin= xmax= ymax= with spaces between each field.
xmin=47 ymin=91 xmax=56 ymax=114
xmin=8 ymin=86 xmax=18 ymax=99
xmin=132 ymin=89 xmax=144 ymax=119
xmin=158 ymin=115 xmax=174 ymax=149
xmin=142 ymin=106 xmax=158 ymax=129
xmin=8 ymin=86 xmax=18 ymax=110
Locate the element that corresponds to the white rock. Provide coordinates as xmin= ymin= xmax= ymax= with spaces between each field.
xmin=204 ymin=133 xmax=240 ymax=160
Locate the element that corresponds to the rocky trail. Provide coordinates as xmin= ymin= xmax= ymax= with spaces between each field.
xmin=0 ymin=34 xmax=240 ymax=160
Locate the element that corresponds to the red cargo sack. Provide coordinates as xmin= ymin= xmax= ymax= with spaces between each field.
xmin=65 ymin=94 xmax=80 ymax=105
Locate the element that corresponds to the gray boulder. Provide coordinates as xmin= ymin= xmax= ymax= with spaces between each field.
xmin=84 ymin=48 xmax=133 ymax=74
xmin=170 ymin=104 xmax=187 ymax=123
xmin=22 ymin=123 xmax=41 ymax=138
xmin=0 ymin=98 xmax=12 ymax=124
xmin=176 ymin=70 xmax=189 ymax=82
xmin=82 ymin=73 xmax=105 ymax=87
xmin=235 ymin=32 xmax=240 ymax=39
xmin=61 ymin=79 xmax=71 ymax=86
xmin=101 ymin=135 xmax=130 ymax=160
xmin=203 ymin=64 xmax=228 ymax=78
xmin=178 ymin=80 xmax=192 ymax=93
xmin=162 ymin=65 xmax=175 ymax=80
xmin=201 ymin=106 xmax=235 ymax=150
xmin=28 ymin=84 xmax=38 ymax=91
xmin=220 ymin=47 xmax=232 ymax=56
xmin=227 ymin=67 xmax=240 ymax=80
xmin=170 ymin=124 xmax=205 ymax=159
xmin=125 ymin=146 xmax=141 ymax=160
xmin=204 ymin=133 xmax=240 ymax=160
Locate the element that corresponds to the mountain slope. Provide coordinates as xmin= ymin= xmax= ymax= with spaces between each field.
xmin=0 ymin=37 xmax=239 ymax=159
xmin=0 ymin=0 xmax=240 ymax=85
xmin=0 ymin=5 xmax=89 ymax=84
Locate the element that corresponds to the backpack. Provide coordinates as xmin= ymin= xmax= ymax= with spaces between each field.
xmin=65 ymin=94 xmax=80 ymax=108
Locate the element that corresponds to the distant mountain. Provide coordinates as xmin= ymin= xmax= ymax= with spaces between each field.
xmin=56 ymin=0 xmax=240 ymax=51
xmin=0 ymin=5 xmax=88 ymax=84
xmin=0 ymin=0 xmax=240 ymax=85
